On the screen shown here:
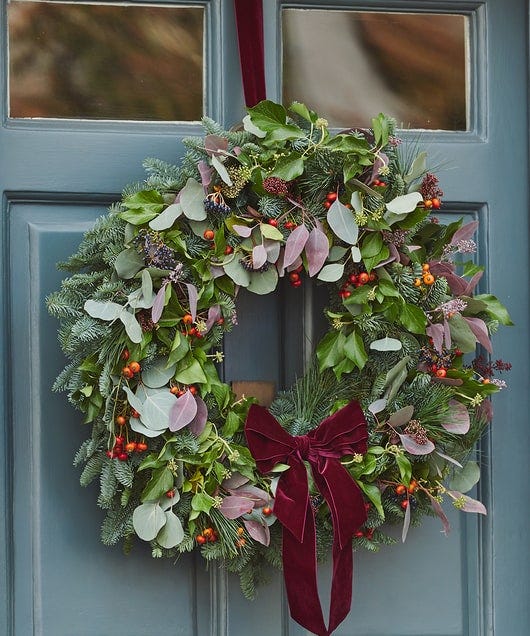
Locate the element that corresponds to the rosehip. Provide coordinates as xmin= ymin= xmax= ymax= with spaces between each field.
xmin=129 ymin=361 xmax=141 ymax=374
xmin=203 ymin=229 xmax=215 ymax=241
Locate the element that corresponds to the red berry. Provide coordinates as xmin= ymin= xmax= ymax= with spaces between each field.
xmin=432 ymin=198 xmax=441 ymax=209
xmin=262 ymin=506 xmax=273 ymax=516
xmin=166 ymin=490 xmax=175 ymax=498
xmin=326 ymin=192 xmax=338 ymax=202
xmin=395 ymin=484 xmax=407 ymax=495
xmin=118 ymin=453 xmax=128 ymax=461
xmin=125 ymin=442 xmax=136 ymax=453
xmin=120 ymin=349 xmax=130 ymax=361
xmin=115 ymin=415 xmax=127 ymax=426
xmin=136 ymin=442 xmax=148 ymax=452
xmin=105 ymin=450 xmax=114 ymax=458
xmin=292 ymin=280 xmax=302 ymax=288
xmin=354 ymin=530 xmax=364 ymax=538
xmin=400 ymin=499 xmax=409 ymax=509
xmin=368 ymin=272 xmax=377 ymax=282
xmin=196 ymin=535 xmax=206 ymax=545
xmin=189 ymin=386 xmax=197 ymax=395
xmin=323 ymin=200 xmax=332 ymax=209
xmin=224 ymin=245 xmax=233 ymax=255
xmin=348 ymin=274 xmax=358 ymax=284
xmin=365 ymin=528 xmax=374 ymax=540
xmin=130 ymin=409 xmax=140 ymax=419
xmin=289 ymin=272 xmax=300 ymax=283
xmin=408 ymin=480 xmax=418 ymax=494
xmin=268 ymin=218 xmax=278 ymax=227
xmin=129 ymin=361 xmax=141 ymax=374
xmin=431 ymin=364 xmax=438 ymax=374
xmin=436 ymin=368 xmax=447 ymax=378
xmin=216 ymin=317 xmax=225 ymax=325
xmin=358 ymin=272 xmax=370 ymax=285
xmin=203 ymin=229 xmax=215 ymax=241
xmin=284 ymin=221 xmax=295 ymax=230
xmin=455 ymin=349 xmax=463 ymax=357
xmin=122 ymin=366 xmax=134 ymax=379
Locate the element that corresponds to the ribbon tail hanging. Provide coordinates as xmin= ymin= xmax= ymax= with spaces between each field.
xmin=233 ymin=0 xmax=267 ymax=106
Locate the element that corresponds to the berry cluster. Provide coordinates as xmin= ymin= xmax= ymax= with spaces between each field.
xmin=136 ymin=230 xmax=177 ymax=269
xmin=288 ymin=266 xmax=303 ymax=288
xmin=106 ymin=436 xmax=147 ymax=459
xmin=339 ymin=271 xmax=377 ymax=298
xmin=221 ymin=165 xmax=252 ymax=199
xmin=196 ymin=526 xmax=218 ymax=545
xmin=122 ymin=360 xmax=141 ymax=379
xmin=204 ymin=191 xmax=231 ymax=215
xmin=420 ymin=172 xmax=444 ymax=202
xmin=262 ymin=176 xmax=290 ymax=196
xmin=413 ymin=263 xmax=435 ymax=287
xmin=390 ymin=481 xmax=419 ymax=511
xmin=472 ymin=355 xmax=512 ymax=378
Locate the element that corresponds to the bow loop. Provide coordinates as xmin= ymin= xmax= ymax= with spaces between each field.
xmin=245 ymin=400 xmax=368 ymax=636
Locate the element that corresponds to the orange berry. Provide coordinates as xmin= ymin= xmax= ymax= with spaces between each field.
xmin=424 ymin=199 xmax=433 ymax=208
xmin=482 ymin=378 xmax=491 ymax=384
xmin=436 ymin=368 xmax=447 ymax=378
xmin=262 ymin=506 xmax=273 ymax=516
xmin=122 ymin=366 xmax=134 ymax=379
xmin=203 ymin=229 xmax=215 ymax=241
xmin=136 ymin=442 xmax=148 ymax=452
xmin=202 ymin=527 xmax=214 ymax=539
xmin=408 ymin=480 xmax=418 ymax=494
xmin=125 ymin=442 xmax=137 ymax=453
xmin=129 ymin=361 xmax=141 ymax=374
xmin=236 ymin=538 xmax=246 ymax=547
xmin=182 ymin=313 xmax=193 ymax=325
xmin=395 ymin=484 xmax=407 ymax=495
xmin=432 ymin=198 xmax=441 ymax=209
xmin=115 ymin=415 xmax=127 ymax=426
xmin=170 ymin=386 xmax=180 ymax=395
xmin=414 ymin=278 xmax=422 ymax=287
xmin=422 ymin=263 xmax=430 ymax=272
xmin=237 ymin=527 xmax=245 ymax=536
xmin=196 ymin=535 xmax=206 ymax=545
xmin=423 ymin=273 xmax=435 ymax=285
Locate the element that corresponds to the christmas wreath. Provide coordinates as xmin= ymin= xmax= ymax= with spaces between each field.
xmin=48 ymin=100 xmax=511 ymax=635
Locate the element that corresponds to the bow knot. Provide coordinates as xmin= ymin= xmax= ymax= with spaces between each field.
xmin=245 ymin=400 xmax=368 ymax=636
xmin=294 ymin=434 xmax=311 ymax=460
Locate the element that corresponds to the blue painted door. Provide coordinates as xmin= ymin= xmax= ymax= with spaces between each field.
xmin=1 ymin=1 xmax=528 ymax=635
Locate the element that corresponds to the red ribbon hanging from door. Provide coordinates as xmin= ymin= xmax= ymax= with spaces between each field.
xmin=245 ymin=401 xmax=368 ymax=636
xmin=234 ymin=0 xmax=267 ymax=106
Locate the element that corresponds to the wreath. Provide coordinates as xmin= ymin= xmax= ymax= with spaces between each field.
xmin=48 ymin=100 xmax=511 ymax=634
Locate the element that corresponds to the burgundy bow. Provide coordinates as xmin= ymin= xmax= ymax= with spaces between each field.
xmin=245 ymin=401 xmax=368 ymax=636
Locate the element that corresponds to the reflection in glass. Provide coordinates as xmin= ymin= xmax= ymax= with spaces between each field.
xmin=8 ymin=1 xmax=204 ymax=121
xmin=283 ymin=10 xmax=468 ymax=130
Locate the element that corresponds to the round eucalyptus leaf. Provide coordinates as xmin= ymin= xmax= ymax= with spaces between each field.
xmin=133 ymin=503 xmax=166 ymax=541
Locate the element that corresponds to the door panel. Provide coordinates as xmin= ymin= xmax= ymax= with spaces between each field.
xmin=1 ymin=1 xmax=529 ymax=635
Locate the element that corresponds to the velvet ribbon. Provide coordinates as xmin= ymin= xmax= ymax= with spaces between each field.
xmin=233 ymin=0 xmax=266 ymax=107
xmin=245 ymin=401 xmax=368 ymax=636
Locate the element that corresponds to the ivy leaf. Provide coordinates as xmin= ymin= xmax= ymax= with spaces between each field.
xmin=399 ymin=304 xmax=427 ymax=334
xmin=327 ymin=200 xmax=359 ymax=245
xmin=356 ymin=481 xmax=384 ymax=518
xmin=283 ymin=224 xmax=309 ymax=269
xmin=149 ymin=203 xmax=182 ymax=231
xmin=377 ymin=278 xmax=400 ymax=298
xmin=141 ymin=467 xmax=174 ymax=502
xmin=191 ymin=492 xmax=214 ymax=514
xmin=156 ymin=510 xmax=184 ymax=548
xmin=289 ymin=100 xmax=318 ymax=123
xmin=180 ymin=178 xmax=207 ymax=221
xmin=243 ymin=518 xmax=270 ymax=546
xmin=247 ymin=100 xmax=288 ymax=130
xmin=474 ymin=294 xmax=513 ymax=325
xmin=442 ymin=400 xmax=470 ymax=434
xmin=132 ymin=502 xmax=166 ymax=540
xmin=114 ymin=248 xmax=144 ymax=279
xmin=343 ymin=330 xmax=368 ymax=370
xmin=175 ymin=357 xmax=207 ymax=385
xmin=316 ymin=331 xmax=343 ymax=371
xmin=242 ymin=114 xmax=266 ymax=138
xmin=121 ymin=190 xmax=165 ymax=224
xmin=317 ymin=263 xmax=344 ymax=282
xmin=305 ymin=226 xmax=329 ymax=276
xmin=404 ymin=151 xmax=427 ymax=184
xmin=270 ymin=153 xmax=304 ymax=180
xmin=371 ymin=113 xmax=390 ymax=147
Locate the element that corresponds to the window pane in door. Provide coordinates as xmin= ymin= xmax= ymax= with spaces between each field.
xmin=282 ymin=9 xmax=468 ymax=130
xmin=8 ymin=1 xmax=204 ymax=121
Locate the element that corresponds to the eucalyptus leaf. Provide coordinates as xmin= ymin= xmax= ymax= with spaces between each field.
xmin=141 ymin=269 xmax=153 ymax=302
xmin=327 ymin=200 xmax=359 ymax=245
xmin=156 ymin=510 xmax=185 ymax=548
xmin=351 ymin=246 xmax=362 ymax=262
xmin=118 ymin=309 xmax=143 ymax=343
xmin=252 ymin=244 xmax=268 ymax=269
xmin=169 ymin=390 xmax=198 ymax=432
xmin=180 ymin=178 xmax=207 ymax=221
xmin=260 ymin=223 xmax=284 ymax=241
xmin=283 ymin=224 xmax=309 ymax=269
xmin=132 ymin=503 xmax=166 ymax=541
xmin=370 ymin=337 xmax=402 ymax=352
xmin=386 ymin=192 xmax=423 ymax=215
xmin=224 ymin=258 xmax=251 ymax=287
xmin=317 ymin=263 xmax=344 ymax=282
xmin=211 ymin=154 xmax=233 ymax=185
xmin=142 ymin=359 xmax=177 ymax=389
xmin=114 ymin=248 xmax=144 ymax=279
xmin=247 ymin=267 xmax=279 ymax=294
xmin=305 ymin=227 xmax=329 ymax=276
xmin=449 ymin=461 xmax=480 ymax=493
xmin=149 ymin=203 xmax=182 ymax=231
xmin=84 ymin=300 xmax=122 ymax=321
xmin=388 ymin=405 xmax=414 ymax=428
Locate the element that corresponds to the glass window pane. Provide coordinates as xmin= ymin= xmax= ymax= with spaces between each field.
xmin=8 ymin=1 xmax=204 ymax=121
xmin=282 ymin=9 xmax=468 ymax=130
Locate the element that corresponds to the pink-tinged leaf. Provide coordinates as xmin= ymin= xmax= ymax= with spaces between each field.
xmin=151 ymin=283 xmax=168 ymax=324
xmin=447 ymin=491 xmax=487 ymax=515
xmin=233 ymin=146 xmax=242 ymax=156
xmin=427 ymin=493 xmax=451 ymax=535
xmin=283 ymin=224 xmax=310 ymax=269
xmin=382 ymin=243 xmax=399 ymax=266
xmin=463 ymin=270 xmax=483 ymax=296
xmin=450 ymin=221 xmax=479 ymax=245
xmin=428 ymin=260 xmax=456 ymax=276
xmin=464 ymin=316 xmax=492 ymax=353
xmin=169 ymin=390 xmax=198 ymax=432
xmin=370 ymin=152 xmax=388 ymax=183
xmin=263 ymin=238 xmax=281 ymax=263
xmin=442 ymin=400 xmax=470 ymax=434
xmin=189 ymin=395 xmax=208 ymax=436
xmin=185 ymin=283 xmax=198 ymax=320
xmin=243 ymin=518 xmax=271 ymax=546
xmin=219 ymin=495 xmax=254 ymax=519
xmin=233 ymin=224 xmax=252 ymax=237
xmin=368 ymin=398 xmax=387 ymax=415
xmin=305 ymin=227 xmax=329 ymax=276
xmin=210 ymin=266 xmax=224 ymax=279
xmin=252 ymin=244 xmax=267 ymax=269
xmin=222 ymin=472 xmax=249 ymax=489
xmin=443 ymin=318 xmax=452 ymax=349
xmin=229 ymin=485 xmax=269 ymax=507
xmin=286 ymin=256 xmax=303 ymax=272
xmin=399 ymin=434 xmax=435 ymax=455
xmin=388 ymin=405 xmax=414 ymax=428
xmin=428 ymin=262 xmax=468 ymax=296
xmin=205 ymin=304 xmax=222 ymax=332
xmin=198 ymin=160 xmax=212 ymax=188
xmin=402 ymin=498 xmax=411 ymax=542
xmin=426 ymin=323 xmax=444 ymax=353
xmin=204 ymin=134 xmax=228 ymax=156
